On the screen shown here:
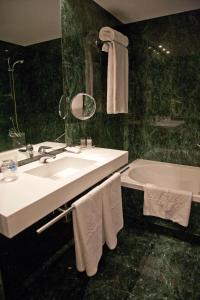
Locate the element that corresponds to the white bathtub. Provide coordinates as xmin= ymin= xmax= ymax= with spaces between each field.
xmin=121 ymin=159 xmax=200 ymax=203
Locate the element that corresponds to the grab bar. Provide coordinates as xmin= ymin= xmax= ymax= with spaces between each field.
xmin=36 ymin=206 xmax=74 ymax=234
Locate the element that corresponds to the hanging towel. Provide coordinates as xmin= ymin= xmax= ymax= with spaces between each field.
xmin=99 ymin=26 xmax=129 ymax=47
xmin=72 ymin=186 xmax=103 ymax=277
xmin=99 ymin=27 xmax=129 ymax=114
xmin=143 ymin=183 xmax=192 ymax=227
xmin=101 ymin=172 xmax=124 ymax=249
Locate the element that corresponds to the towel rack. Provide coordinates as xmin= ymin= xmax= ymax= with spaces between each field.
xmin=36 ymin=206 xmax=74 ymax=234
xmin=95 ymin=39 xmax=129 ymax=50
xmin=36 ymin=166 xmax=129 ymax=235
xmin=95 ymin=39 xmax=111 ymax=49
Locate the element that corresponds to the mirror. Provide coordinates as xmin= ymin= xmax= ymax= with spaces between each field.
xmin=70 ymin=93 xmax=96 ymax=120
xmin=0 ymin=0 xmax=63 ymax=154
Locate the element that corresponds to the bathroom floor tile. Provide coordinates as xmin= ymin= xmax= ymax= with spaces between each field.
xmin=4 ymin=223 xmax=200 ymax=300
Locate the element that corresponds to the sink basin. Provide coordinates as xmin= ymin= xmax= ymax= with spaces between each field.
xmin=25 ymin=156 xmax=97 ymax=180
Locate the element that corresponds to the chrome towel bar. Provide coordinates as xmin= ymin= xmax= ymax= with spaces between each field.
xmin=36 ymin=206 xmax=74 ymax=234
xmin=36 ymin=166 xmax=129 ymax=235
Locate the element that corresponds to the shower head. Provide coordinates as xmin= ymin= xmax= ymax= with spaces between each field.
xmin=12 ymin=60 xmax=24 ymax=69
xmin=8 ymin=59 xmax=24 ymax=71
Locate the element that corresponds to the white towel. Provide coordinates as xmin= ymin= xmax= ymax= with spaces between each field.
xmin=99 ymin=26 xmax=129 ymax=47
xmin=143 ymin=183 xmax=192 ymax=227
xmin=101 ymin=173 xmax=124 ymax=249
xmin=72 ymin=186 xmax=103 ymax=277
xmin=99 ymin=27 xmax=129 ymax=114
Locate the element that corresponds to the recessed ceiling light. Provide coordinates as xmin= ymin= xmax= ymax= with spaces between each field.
xmin=166 ymin=50 xmax=170 ymax=54
xmin=158 ymin=45 xmax=163 ymax=48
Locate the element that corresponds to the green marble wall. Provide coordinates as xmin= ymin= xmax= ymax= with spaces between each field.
xmin=61 ymin=0 xmax=126 ymax=148
xmin=22 ymin=39 xmax=64 ymax=145
xmin=118 ymin=10 xmax=200 ymax=234
xmin=0 ymin=41 xmax=25 ymax=150
xmin=61 ymin=4 xmax=200 ymax=234
xmin=117 ymin=9 xmax=200 ymax=165
xmin=0 ymin=39 xmax=64 ymax=151
xmin=62 ymin=2 xmax=200 ymax=166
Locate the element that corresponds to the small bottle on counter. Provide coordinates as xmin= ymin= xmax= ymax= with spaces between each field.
xmin=80 ymin=137 xmax=86 ymax=148
xmin=87 ymin=137 xmax=92 ymax=148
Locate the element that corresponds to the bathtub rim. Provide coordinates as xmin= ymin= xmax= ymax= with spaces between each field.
xmin=121 ymin=159 xmax=200 ymax=203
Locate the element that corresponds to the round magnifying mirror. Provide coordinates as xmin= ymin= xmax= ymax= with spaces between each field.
xmin=71 ymin=93 xmax=96 ymax=120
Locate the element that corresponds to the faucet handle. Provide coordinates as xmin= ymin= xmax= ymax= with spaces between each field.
xmin=38 ymin=145 xmax=52 ymax=154
xmin=26 ymin=144 xmax=34 ymax=158
xmin=26 ymin=144 xmax=33 ymax=152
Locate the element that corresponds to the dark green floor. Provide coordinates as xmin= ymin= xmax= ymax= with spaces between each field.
xmin=6 ymin=221 xmax=199 ymax=300
xmin=1 ymin=187 xmax=200 ymax=300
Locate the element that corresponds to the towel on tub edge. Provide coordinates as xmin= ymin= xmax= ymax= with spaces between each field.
xmin=143 ymin=183 xmax=192 ymax=227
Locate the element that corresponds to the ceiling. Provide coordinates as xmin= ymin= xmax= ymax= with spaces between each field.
xmin=1 ymin=0 xmax=200 ymax=46
xmin=93 ymin=0 xmax=200 ymax=24
xmin=0 ymin=0 xmax=61 ymax=46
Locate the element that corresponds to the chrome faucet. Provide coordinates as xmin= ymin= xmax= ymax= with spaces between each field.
xmin=26 ymin=144 xmax=33 ymax=158
xmin=18 ymin=144 xmax=34 ymax=158
xmin=38 ymin=146 xmax=56 ymax=163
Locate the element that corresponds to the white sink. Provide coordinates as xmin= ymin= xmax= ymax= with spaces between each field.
xmin=0 ymin=147 xmax=128 ymax=238
xmin=25 ymin=156 xmax=97 ymax=180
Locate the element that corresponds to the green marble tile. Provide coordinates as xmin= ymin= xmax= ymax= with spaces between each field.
xmin=0 ymin=39 xmax=63 ymax=151
xmin=128 ymin=234 xmax=200 ymax=300
xmin=117 ymin=10 xmax=200 ymax=164
xmin=61 ymin=0 xmax=124 ymax=147
xmin=1 ymin=217 xmax=200 ymax=300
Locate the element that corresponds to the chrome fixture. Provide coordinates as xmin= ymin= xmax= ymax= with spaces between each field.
xmin=7 ymin=57 xmax=24 ymax=137
xmin=38 ymin=145 xmax=52 ymax=154
xmin=38 ymin=146 xmax=56 ymax=163
xmin=8 ymin=58 xmax=24 ymax=72
xmin=26 ymin=144 xmax=33 ymax=158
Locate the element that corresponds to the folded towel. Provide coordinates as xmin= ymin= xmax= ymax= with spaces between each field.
xmin=99 ymin=26 xmax=129 ymax=47
xmin=101 ymin=173 xmax=123 ymax=249
xmin=143 ymin=183 xmax=192 ymax=227
xmin=65 ymin=146 xmax=81 ymax=154
xmin=99 ymin=26 xmax=129 ymax=114
xmin=72 ymin=186 xmax=103 ymax=276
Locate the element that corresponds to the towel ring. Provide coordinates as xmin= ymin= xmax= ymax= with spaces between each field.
xmin=95 ymin=39 xmax=111 ymax=49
